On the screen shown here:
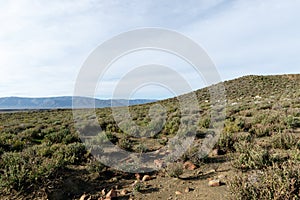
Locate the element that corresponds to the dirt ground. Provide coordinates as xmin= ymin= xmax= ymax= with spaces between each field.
xmin=45 ymin=155 xmax=233 ymax=200
xmin=0 ymin=155 xmax=232 ymax=200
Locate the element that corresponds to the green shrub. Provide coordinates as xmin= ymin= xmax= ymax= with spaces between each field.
xmin=232 ymin=141 xmax=273 ymax=171
xmin=272 ymin=131 xmax=297 ymax=150
xmin=229 ymin=161 xmax=300 ymax=200
xmin=0 ymin=142 xmax=86 ymax=194
xmin=118 ymin=137 xmax=132 ymax=151
xmin=199 ymin=116 xmax=211 ymax=129
xmin=87 ymin=158 xmax=105 ymax=173
xmin=136 ymin=143 xmax=148 ymax=153
xmin=215 ymin=130 xmax=237 ymax=153
xmin=286 ymin=115 xmax=300 ymax=129
xmin=133 ymin=180 xmax=144 ymax=192
xmin=166 ymin=162 xmax=183 ymax=178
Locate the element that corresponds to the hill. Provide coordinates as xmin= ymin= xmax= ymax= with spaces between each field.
xmin=0 ymin=74 xmax=299 ymax=200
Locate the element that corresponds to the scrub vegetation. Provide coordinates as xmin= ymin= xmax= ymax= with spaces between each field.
xmin=0 ymin=74 xmax=300 ymax=199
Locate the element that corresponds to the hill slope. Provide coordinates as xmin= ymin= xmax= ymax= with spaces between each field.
xmin=0 ymin=73 xmax=300 ymax=200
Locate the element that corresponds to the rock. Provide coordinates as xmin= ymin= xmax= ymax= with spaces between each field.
xmin=106 ymin=189 xmax=117 ymax=198
xmin=206 ymin=169 xmax=216 ymax=174
xmin=211 ymin=148 xmax=226 ymax=156
xmin=175 ymin=191 xmax=182 ymax=195
xmin=79 ymin=194 xmax=88 ymax=200
xmin=120 ymin=189 xmax=128 ymax=196
xmin=218 ymin=174 xmax=226 ymax=181
xmin=132 ymin=180 xmax=139 ymax=186
xmin=135 ymin=173 xmax=141 ymax=180
xmin=142 ymin=175 xmax=151 ymax=181
xmin=208 ymin=179 xmax=221 ymax=187
xmin=110 ymin=177 xmax=118 ymax=182
xmin=154 ymin=159 xmax=166 ymax=168
xmin=184 ymin=187 xmax=191 ymax=193
xmin=183 ymin=161 xmax=197 ymax=170
xmin=211 ymin=149 xmax=219 ymax=156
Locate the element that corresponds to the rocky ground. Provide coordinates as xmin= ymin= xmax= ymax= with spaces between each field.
xmin=49 ymin=154 xmax=233 ymax=200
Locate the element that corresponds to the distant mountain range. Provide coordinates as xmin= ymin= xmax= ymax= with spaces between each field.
xmin=0 ymin=97 xmax=156 ymax=109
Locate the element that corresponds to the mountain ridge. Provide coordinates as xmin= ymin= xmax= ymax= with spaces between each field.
xmin=0 ymin=96 xmax=156 ymax=109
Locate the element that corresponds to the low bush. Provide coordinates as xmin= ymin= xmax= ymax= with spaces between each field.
xmin=229 ymin=161 xmax=300 ymax=200
xmin=232 ymin=141 xmax=273 ymax=171
xmin=166 ymin=162 xmax=183 ymax=178
xmin=215 ymin=131 xmax=237 ymax=153
xmin=0 ymin=142 xmax=87 ymax=194
xmin=272 ymin=130 xmax=297 ymax=150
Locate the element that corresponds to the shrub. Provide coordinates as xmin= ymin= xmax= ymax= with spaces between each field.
xmin=87 ymin=158 xmax=105 ymax=173
xmin=286 ymin=115 xmax=300 ymax=129
xmin=166 ymin=162 xmax=183 ymax=178
xmin=133 ymin=180 xmax=144 ymax=192
xmin=0 ymin=142 xmax=86 ymax=194
xmin=118 ymin=137 xmax=132 ymax=151
xmin=136 ymin=143 xmax=148 ymax=153
xmin=199 ymin=116 xmax=211 ymax=129
xmin=229 ymin=161 xmax=300 ymax=200
xmin=232 ymin=141 xmax=273 ymax=171
xmin=215 ymin=131 xmax=237 ymax=153
xmin=272 ymin=130 xmax=297 ymax=150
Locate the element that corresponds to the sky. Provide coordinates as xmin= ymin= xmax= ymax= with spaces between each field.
xmin=0 ymin=0 xmax=299 ymax=99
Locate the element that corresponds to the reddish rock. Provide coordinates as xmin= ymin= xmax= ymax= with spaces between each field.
xmin=183 ymin=161 xmax=197 ymax=170
xmin=106 ymin=189 xmax=117 ymax=198
xmin=208 ymin=179 xmax=221 ymax=187
xmin=135 ymin=173 xmax=141 ymax=180
xmin=120 ymin=189 xmax=128 ymax=196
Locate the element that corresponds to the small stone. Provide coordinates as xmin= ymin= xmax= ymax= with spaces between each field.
xmin=208 ymin=179 xmax=221 ymax=187
xmin=154 ymin=159 xmax=166 ymax=168
xmin=175 ymin=191 xmax=182 ymax=195
xmin=120 ymin=189 xmax=128 ymax=196
xmin=106 ymin=189 xmax=117 ymax=198
xmin=142 ymin=175 xmax=151 ymax=182
xmin=135 ymin=173 xmax=141 ymax=180
xmin=211 ymin=149 xmax=219 ymax=156
xmin=206 ymin=169 xmax=216 ymax=174
xmin=110 ymin=177 xmax=118 ymax=182
xmin=218 ymin=174 xmax=226 ymax=180
xmin=183 ymin=161 xmax=197 ymax=170
xmin=184 ymin=187 xmax=191 ymax=193
xmin=79 ymin=194 xmax=88 ymax=200
xmin=211 ymin=148 xmax=226 ymax=156
xmin=132 ymin=180 xmax=139 ymax=186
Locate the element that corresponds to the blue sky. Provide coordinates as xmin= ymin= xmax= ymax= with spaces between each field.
xmin=0 ymin=0 xmax=299 ymax=99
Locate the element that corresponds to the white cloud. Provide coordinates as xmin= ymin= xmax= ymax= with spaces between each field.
xmin=0 ymin=0 xmax=299 ymax=98
xmin=184 ymin=0 xmax=300 ymax=80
